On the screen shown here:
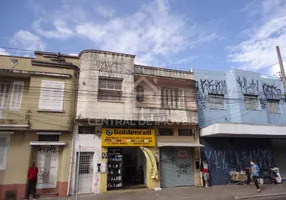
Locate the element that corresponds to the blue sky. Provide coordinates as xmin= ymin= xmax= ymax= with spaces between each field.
xmin=0 ymin=0 xmax=286 ymax=77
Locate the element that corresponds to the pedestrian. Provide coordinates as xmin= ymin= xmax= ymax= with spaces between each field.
xmin=201 ymin=159 xmax=210 ymax=187
xmin=250 ymin=160 xmax=261 ymax=193
xmin=25 ymin=161 xmax=38 ymax=200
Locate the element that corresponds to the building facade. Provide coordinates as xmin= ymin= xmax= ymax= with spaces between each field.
xmin=0 ymin=52 xmax=79 ymax=200
xmin=194 ymin=69 xmax=286 ymax=185
xmin=69 ymin=49 xmax=201 ymax=195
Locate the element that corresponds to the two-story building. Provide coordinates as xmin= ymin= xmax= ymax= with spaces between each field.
xmin=194 ymin=69 xmax=286 ymax=185
xmin=69 ymin=49 xmax=201 ymax=195
xmin=0 ymin=52 xmax=79 ymax=200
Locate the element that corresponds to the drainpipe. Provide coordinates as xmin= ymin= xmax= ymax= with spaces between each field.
xmin=67 ymin=64 xmax=80 ymax=196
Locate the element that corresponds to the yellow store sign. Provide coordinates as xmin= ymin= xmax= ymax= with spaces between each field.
xmin=101 ymin=128 xmax=156 ymax=147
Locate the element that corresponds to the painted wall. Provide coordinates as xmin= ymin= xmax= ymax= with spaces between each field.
xmin=77 ymin=51 xmax=135 ymax=121
xmin=200 ymin=138 xmax=274 ymax=185
xmin=0 ymin=54 xmax=78 ymax=131
xmin=194 ymin=69 xmax=286 ymax=128
xmin=0 ymin=131 xmax=73 ymax=199
xmin=69 ymin=124 xmax=102 ymax=194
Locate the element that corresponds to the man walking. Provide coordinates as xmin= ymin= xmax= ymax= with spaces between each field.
xmin=251 ymin=160 xmax=261 ymax=193
xmin=26 ymin=161 xmax=38 ymax=199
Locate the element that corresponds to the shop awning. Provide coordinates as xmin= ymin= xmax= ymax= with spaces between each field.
xmin=157 ymin=141 xmax=204 ymax=147
xmin=200 ymin=123 xmax=286 ymax=137
xmin=29 ymin=141 xmax=67 ymax=146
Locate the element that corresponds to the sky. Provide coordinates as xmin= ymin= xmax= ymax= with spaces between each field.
xmin=0 ymin=0 xmax=286 ymax=77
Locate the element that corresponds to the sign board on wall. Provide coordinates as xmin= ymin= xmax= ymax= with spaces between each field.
xmin=101 ymin=128 xmax=156 ymax=147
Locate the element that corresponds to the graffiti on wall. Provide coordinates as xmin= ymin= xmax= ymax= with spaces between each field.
xmin=161 ymin=157 xmax=192 ymax=177
xmin=262 ymin=83 xmax=282 ymax=100
xmin=237 ymin=76 xmax=259 ymax=95
xmin=196 ymin=79 xmax=227 ymax=116
xmin=70 ymin=145 xmax=101 ymax=194
xmin=38 ymin=168 xmax=50 ymax=181
xmin=200 ymin=79 xmax=227 ymax=95
xmin=200 ymin=138 xmax=274 ymax=185
xmin=91 ymin=60 xmax=133 ymax=75
xmin=38 ymin=146 xmax=59 ymax=153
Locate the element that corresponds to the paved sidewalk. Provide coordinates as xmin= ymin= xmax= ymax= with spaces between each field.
xmin=40 ymin=184 xmax=286 ymax=200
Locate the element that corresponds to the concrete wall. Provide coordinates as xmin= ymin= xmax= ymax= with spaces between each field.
xmin=194 ymin=69 xmax=286 ymax=128
xmin=0 ymin=131 xmax=73 ymax=200
xmin=77 ymin=51 xmax=135 ymax=120
xmin=0 ymin=54 xmax=78 ymax=131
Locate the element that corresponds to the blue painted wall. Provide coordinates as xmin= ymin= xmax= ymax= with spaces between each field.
xmin=194 ymin=69 xmax=285 ymax=185
xmin=200 ymin=138 xmax=274 ymax=185
xmin=194 ymin=69 xmax=286 ymax=128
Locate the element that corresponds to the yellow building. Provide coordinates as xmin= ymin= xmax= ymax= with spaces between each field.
xmin=0 ymin=52 xmax=79 ymax=200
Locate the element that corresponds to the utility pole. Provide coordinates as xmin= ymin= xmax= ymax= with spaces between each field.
xmin=276 ymin=46 xmax=286 ymax=92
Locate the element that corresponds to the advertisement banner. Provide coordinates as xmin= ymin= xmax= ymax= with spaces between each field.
xmin=140 ymin=147 xmax=158 ymax=180
xmin=101 ymin=128 xmax=156 ymax=147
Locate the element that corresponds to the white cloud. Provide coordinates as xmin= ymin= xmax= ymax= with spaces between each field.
xmin=173 ymin=56 xmax=197 ymax=65
xmin=68 ymin=53 xmax=78 ymax=56
xmin=0 ymin=48 xmax=9 ymax=55
xmin=11 ymin=30 xmax=46 ymax=51
xmin=19 ymin=0 xmax=216 ymax=65
xmin=75 ymin=0 xmax=216 ymax=65
xmin=229 ymin=0 xmax=286 ymax=73
xmin=33 ymin=19 xmax=74 ymax=39
xmin=94 ymin=4 xmax=115 ymax=18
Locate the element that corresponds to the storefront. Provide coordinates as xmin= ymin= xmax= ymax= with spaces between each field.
xmin=100 ymin=128 xmax=159 ymax=192
xmin=200 ymin=123 xmax=286 ymax=185
xmin=160 ymin=147 xmax=195 ymax=188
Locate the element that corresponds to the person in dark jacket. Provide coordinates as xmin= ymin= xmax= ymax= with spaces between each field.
xmin=25 ymin=161 xmax=38 ymax=199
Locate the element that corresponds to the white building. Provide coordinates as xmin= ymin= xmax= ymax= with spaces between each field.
xmin=69 ymin=49 xmax=202 ymax=195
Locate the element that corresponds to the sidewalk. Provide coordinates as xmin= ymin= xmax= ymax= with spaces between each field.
xmin=40 ymin=184 xmax=286 ymax=200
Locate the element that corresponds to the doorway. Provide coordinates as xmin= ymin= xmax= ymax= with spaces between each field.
xmin=160 ymin=147 xmax=194 ymax=188
xmin=107 ymin=147 xmax=146 ymax=190
xmin=36 ymin=146 xmax=59 ymax=189
xmin=77 ymin=152 xmax=94 ymax=194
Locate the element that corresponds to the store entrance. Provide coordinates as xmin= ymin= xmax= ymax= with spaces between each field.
xmin=107 ymin=147 xmax=146 ymax=190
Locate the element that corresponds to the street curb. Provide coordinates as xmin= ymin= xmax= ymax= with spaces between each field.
xmin=234 ymin=192 xmax=286 ymax=199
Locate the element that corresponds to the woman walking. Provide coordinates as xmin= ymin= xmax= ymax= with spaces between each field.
xmin=25 ymin=161 xmax=38 ymax=199
xmin=251 ymin=160 xmax=261 ymax=193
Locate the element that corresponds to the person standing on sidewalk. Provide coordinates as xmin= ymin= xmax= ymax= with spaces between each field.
xmin=251 ymin=160 xmax=261 ymax=193
xmin=25 ymin=161 xmax=38 ymax=199
xmin=201 ymin=159 xmax=210 ymax=187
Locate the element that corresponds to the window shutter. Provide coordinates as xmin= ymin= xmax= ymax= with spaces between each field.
xmin=178 ymin=89 xmax=185 ymax=109
xmin=10 ymin=81 xmax=24 ymax=110
xmin=39 ymin=80 xmax=65 ymax=111
xmin=0 ymin=136 xmax=9 ymax=170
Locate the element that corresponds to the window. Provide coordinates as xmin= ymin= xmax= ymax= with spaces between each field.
xmin=268 ymin=100 xmax=280 ymax=114
xmin=79 ymin=152 xmax=94 ymax=174
xmin=158 ymin=128 xmax=174 ymax=136
xmin=136 ymin=85 xmax=144 ymax=102
xmin=78 ymin=126 xmax=96 ymax=134
xmin=244 ymin=95 xmax=260 ymax=110
xmin=0 ymin=135 xmax=10 ymax=170
xmin=10 ymin=81 xmax=24 ymax=110
xmin=0 ymin=82 xmax=11 ymax=119
xmin=38 ymin=135 xmax=59 ymax=141
xmin=98 ymin=78 xmax=122 ymax=101
xmin=38 ymin=80 xmax=65 ymax=111
xmin=208 ymin=94 xmax=225 ymax=110
xmin=161 ymin=88 xmax=184 ymax=109
xmin=178 ymin=129 xmax=193 ymax=136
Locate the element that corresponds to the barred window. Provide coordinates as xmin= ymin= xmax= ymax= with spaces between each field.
xmin=208 ymin=94 xmax=225 ymax=110
xmin=244 ymin=95 xmax=260 ymax=110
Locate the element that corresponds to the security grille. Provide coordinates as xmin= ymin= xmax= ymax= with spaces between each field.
xmin=77 ymin=152 xmax=94 ymax=194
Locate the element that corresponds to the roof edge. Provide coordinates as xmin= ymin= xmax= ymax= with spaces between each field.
xmin=134 ymin=64 xmax=194 ymax=75
xmin=79 ymin=49 xmax=136 ymax=58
